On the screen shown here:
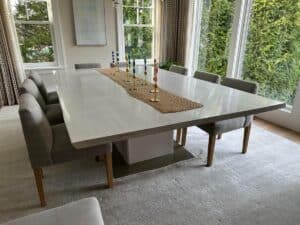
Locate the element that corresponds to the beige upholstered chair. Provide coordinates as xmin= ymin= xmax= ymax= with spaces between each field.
xmin=176 ymin=71 xmax=221 ymax=145
xmin=19 ymin=94 xmax=113 ymax=207
xmin=29 ymin=71 xmax=59 ymax=104
xmin=169 ymin=64 xmax=188 ymax=75
xmin=75 ymin=63 xmax=101 ymax=69
xmin=1 ymin=198 xmax=105 ymax=225
xmin=19 ymin=79 xmax=63 ymax=125
xmin=198 ymin=77 xmax=258 ymax=167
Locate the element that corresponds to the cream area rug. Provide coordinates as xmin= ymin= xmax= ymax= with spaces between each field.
xmin=0 ymin=106 xmax=300 ymax=225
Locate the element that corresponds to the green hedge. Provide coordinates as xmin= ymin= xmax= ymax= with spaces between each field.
xmin=198 ymin=0 xmax=300 ymax=105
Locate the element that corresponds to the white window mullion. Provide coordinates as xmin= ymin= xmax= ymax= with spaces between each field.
xmin=226 ymin=0 xmax=253 ymax=78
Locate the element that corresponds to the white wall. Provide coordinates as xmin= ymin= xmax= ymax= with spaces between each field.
xmin=258 ymin=81 xmax=300 ymax=133
xmin=56 ymin=0 xmax=117 ymax=69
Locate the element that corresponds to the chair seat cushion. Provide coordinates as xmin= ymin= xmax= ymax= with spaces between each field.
xmin=47 ymin=91 xmax=59 ymax=104
xmin=198 ymin=117 xmax=246 ymax=135
xmin=51 ymin=124 xmax=111 ymax=164
xmin=45 ymin=104 xmax=64 ymax=125
xmin=2 ymin=197 xmax=105 ymax=225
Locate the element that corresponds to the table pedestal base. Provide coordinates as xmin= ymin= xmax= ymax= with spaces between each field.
xmin=114 ymin=131 xmax=174 ymax=165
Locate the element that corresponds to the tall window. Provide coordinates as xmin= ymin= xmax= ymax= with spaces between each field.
xmin=10 ymin=0 xmax=57 ymax=66
xmin=121 ymin=0 xmax=154 ymax=60
xmin=196 ymin=0 xmax=236 ymax=76
xmin=241 ymin=0 xmax=300 ymax=105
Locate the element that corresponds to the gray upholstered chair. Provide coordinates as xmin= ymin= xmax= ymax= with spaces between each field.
xmin=110 ymin=62 xmax=128 ymax=68
xmin=19 ymin=79 xmax=63 ymax=125
xmin=29 ymin=71 xmax=59 ymax=104
xmin=169 ymin=64 xmax=188 ymax=75
xmin=75 ymin=63 xmax=101 ymax=69
xmin=176 ymin=71 xmax=221 ymax=145
xmin=194 ymin=71 xmax=221 ymax=84
xmin=198 ymin=77 xmax=258 ymax=167
xmin=19 ymin=94 xmax=113 ymax=207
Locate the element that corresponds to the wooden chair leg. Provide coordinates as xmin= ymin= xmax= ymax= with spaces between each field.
xmin=181 ymin=127 xmax=187 ymax=146
xmin=242 ymin=124 xmax=252 ymax=154
xmin=176 ymin=128 xmax=182 ymax=144
xmin=33 ymin=168 xmax=46 ymax=207
xmin=217 ymin=134 xmax=222 ymax=140
xmin=105 ymin=152 xmax=114 ymax=188
xmin=207 ymin=134 xmax=217 ymax=167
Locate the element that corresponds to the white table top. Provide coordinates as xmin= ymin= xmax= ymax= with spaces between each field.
xmin=54 ymin=67 xmax=285 ymax=148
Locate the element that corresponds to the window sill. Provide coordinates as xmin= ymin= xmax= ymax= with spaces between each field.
xmin=24 ymin=65 xmax=65 ymax=71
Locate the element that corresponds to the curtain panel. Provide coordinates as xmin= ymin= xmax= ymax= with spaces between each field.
xmin=159 ymin=0 xmax=191 ymax=66
xmin=0 ymin=0 xmax=25 ymax=107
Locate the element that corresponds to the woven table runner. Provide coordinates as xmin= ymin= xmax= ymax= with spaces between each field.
xmin=96 ymin=68 xmax=203 ymax=113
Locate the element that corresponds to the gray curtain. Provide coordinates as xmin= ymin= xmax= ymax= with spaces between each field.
xmin=0 ymin=0 xmax=25 ymax=107
xmin=159 ymin=0 xmax=190 ymax=66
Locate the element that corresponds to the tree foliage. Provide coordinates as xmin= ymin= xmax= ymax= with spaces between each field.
xmin=13 ymin=1 xmax=54 ymax=63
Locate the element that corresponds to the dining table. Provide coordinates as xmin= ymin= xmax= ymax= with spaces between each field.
xmin=53 ymin=66 xmax=285 ymax=164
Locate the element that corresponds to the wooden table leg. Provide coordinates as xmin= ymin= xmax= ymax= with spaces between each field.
xmin=105 ymin=152 xmax=114 ymax=188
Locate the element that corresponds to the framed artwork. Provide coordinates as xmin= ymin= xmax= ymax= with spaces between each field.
xmin=72 ymin=0 xmax=107 ymax=45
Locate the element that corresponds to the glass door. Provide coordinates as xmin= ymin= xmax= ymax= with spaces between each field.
xmin=241 ymin=0 xmax=300 ymax=106
xmin=196 ymin=0 xmax=236 ymax=76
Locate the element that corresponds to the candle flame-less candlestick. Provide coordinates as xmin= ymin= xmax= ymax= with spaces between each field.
xmin=150 ymin=59 xmax=160 ymax=102
xmin=143 ymin=58 xmax=147 ymax=85
xmin=130 ymin=59 xmax=137 ymax=91
xmin=125 ymin=55 xmax=130 ymax=82
xmin=116 ymin=51 xmax=120 ymax=72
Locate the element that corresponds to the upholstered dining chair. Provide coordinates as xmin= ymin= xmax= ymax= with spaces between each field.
xmin=19 ymin=94 xmax=113 ymax=207
xmin=29 ymin=71 xmax=59 ymax=104
xmin=19 ymin=79 xmax=64 ymax=125
xmin=194 ymin=71 xmax=221 ymax=84
xmin=198 ymin=77 xmax=258 ymax=167
xmin=176 ymin=71 xmax=222 ymax=145
xmin=75 ymin=63 xmax=101 ymax=69
xmin=169 ymin=64 xmax=188 ymax=75
xmin=110 ymin=62 xmax=128 ymax=68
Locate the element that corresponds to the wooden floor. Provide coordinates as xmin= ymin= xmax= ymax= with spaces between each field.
xmin=254 ymin=118 xmax=300 ymax=144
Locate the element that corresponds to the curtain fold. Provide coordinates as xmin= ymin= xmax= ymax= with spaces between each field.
xmin=158 ymin=0 xmax=191 ymax=66
xmin=0 ymin=0 xmax=25 ymax=107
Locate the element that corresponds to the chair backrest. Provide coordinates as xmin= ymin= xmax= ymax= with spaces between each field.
xmin=28 ymin=71 xmax=48 ymax=100
xmin=169 ymin=65 xmax=188 ymax=75
xmin=221 ymin=77 xmax=258 ymax=94
xmin=110 ymin=62 xmax=127 ymax=68
xmin=19 ymin=79 xmax=47 ymax=111
xmin=19 ymin=94 xmax=53 ymax=168
xmin=194 ymin=71 xmax=220 ymax=84
xmin=74 ymin=63 xmax=101 ymax=70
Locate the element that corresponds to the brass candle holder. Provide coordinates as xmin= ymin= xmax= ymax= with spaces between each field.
xmin=150 ymin=59 xmax=159 ymax=93
xmin=150 ymin=59 xmax=160 ymax=102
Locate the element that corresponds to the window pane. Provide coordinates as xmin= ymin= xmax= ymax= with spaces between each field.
xmin=197 ymin=0 xmax=235 ymax=76
xmin=242 ymin=0 xmax=300 ymax=105
xmin=138 ymin=8 xmax=152 ymax=24
xmin=11 ymin=0 xmax=49 ymax=21
xmin=124 ymin=27 xmax=153 ymax=59
xmin=123 ymin=0 xmax=137 ymax=6
xmin=123 ymin=7 xmax=137 ymax=24
xmin=138 ymin=0 xmax=152 ymax=7
xmin=16 ymin=24 xmax=54 ymax=63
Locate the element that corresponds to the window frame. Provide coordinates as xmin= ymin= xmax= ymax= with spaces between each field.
xmin=116 ymin=0 xmax=156 ymax=64
xmin=11 ymin=0 xmax=65 ymax=70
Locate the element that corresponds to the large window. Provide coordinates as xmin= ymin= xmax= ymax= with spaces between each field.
xmin=10 ymin=0 xmax=59 ymax=67
xmin=120 ymin=0 xmax=154 ymax=60
xmin=241 ymin=0 xmax=300 ymax=105
xmin=196 ymin=0 xmax=236 ymax=76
